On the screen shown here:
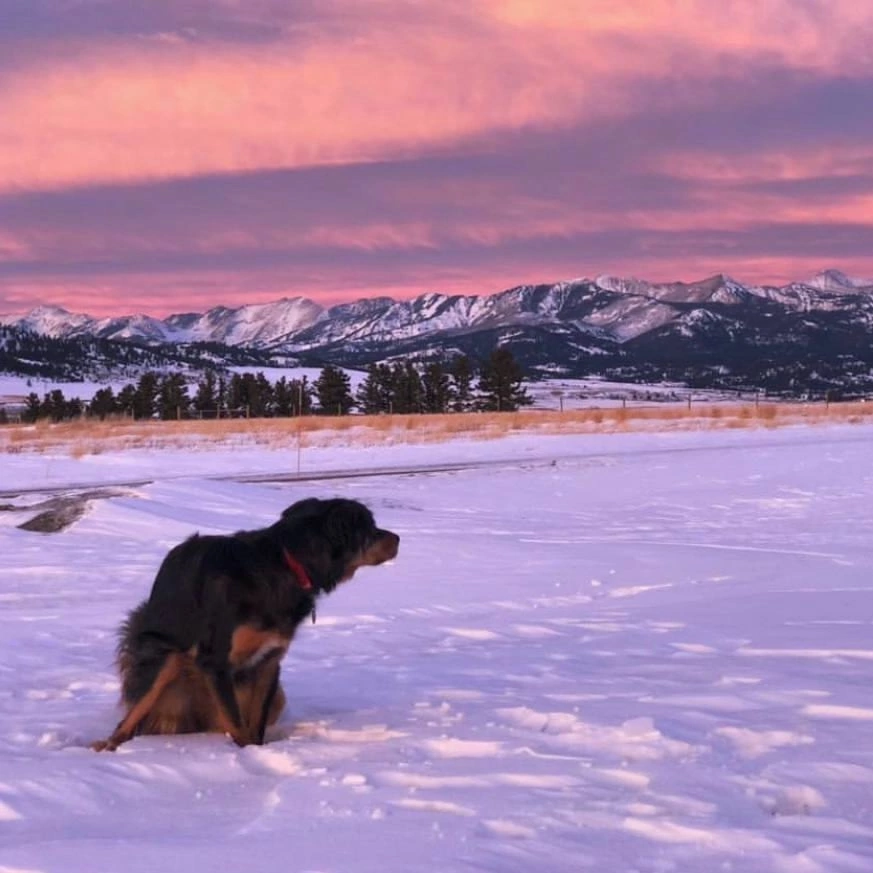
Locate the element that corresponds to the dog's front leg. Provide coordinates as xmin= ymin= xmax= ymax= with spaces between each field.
xmin=254 ymin=660 xmax=281 ymax=745
xmin=205 ymin=666 xmax=252 ymax=746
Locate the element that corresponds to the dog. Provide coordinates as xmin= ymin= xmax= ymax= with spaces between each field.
xmin=92 ymin=497 xmax=399 ymax=751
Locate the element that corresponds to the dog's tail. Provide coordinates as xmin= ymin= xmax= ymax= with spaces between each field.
xmin=116 ymin=601 xmax=149 ymax=704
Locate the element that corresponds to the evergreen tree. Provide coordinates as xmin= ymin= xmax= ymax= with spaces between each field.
xmin=477 ymin=347 xmax=532 ymax=412
xmin=450 ymin=355 xmax=475 ymax=412
xmin=390 ymin=361 xmax=424 ymax=414
xmin=133 ymin=371 xmax=160 ymax=419
xmin=289 ymin=376 xmax=313 ymax=416
xmin=314 ymin=365 xmax=353 ymax=415
xmin=44 ymin=389 xmax=67 ymax=422
xmin=253 ymin=372 xmax=274 ymax=417
xmin=227 ymin=373 xmax=246 ymax=414
xmin=65 ymin=397 xmax=84 ymax=419
xmin=216 ymin=375 xmax=229 ymax=416
xmin=227 ymin=372 xmax=272 ymax=417
xmin=158 ymin=372 xmax=190 ymax=420
xmin=375 ymin=364 xmax=395 ymax=413
xmin=356 ymin=364 xmax=387 ymax=415
xmin=273 ymin=377 xmax=294 ymax=416
xmin=422 ymin=360 xmax=453 ymax=414
xmin=116 ymin=384 xmax=137 ymax=418
xmin=193 ymin=370 xmax=218 ymax=416
xmin=90 ymin=387 xmax=117 ymax=420
xmin=23 ymin=392 xmax=41 ymax=423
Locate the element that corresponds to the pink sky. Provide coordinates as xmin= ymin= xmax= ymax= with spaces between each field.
xmin=1 ymin=0 xmax=872 ymax=316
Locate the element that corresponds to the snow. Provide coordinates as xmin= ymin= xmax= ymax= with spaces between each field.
xmin=2 ymin=424 xmax=873 ymax=871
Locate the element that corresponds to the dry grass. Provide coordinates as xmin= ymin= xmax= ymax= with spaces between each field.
xmin=3 ymin=402 xmax=873 ymax=458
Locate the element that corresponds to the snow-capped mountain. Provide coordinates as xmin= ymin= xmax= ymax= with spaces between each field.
xmin=6 ymin=269 xmax=869 ymax=350
xmin=9 ymin=297 xmax=326 ymax=347
xmin=806 ymin=268 xmax=873 ymax=293
xmin=2 ymin=269 xmax=873 ymax=394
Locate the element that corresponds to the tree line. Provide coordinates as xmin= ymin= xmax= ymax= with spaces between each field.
xmin=17 ymin=348 xmax=532 ymax=422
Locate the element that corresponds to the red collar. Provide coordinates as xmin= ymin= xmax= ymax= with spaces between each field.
xmin=282 ymin=548 xmax=313 ymax=592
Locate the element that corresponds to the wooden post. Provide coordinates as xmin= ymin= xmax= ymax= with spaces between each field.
xmin=296 ymin=381 xmax=303 ymax=475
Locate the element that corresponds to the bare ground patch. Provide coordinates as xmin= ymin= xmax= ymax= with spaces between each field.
xmin=2 ymin=489 xmax=134 ymax=533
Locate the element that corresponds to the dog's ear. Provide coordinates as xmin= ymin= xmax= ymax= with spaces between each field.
xmin=282 ymin=498 xmax=322 ymax=521
xmin=323 ymin=500 xmax=375 ymax=555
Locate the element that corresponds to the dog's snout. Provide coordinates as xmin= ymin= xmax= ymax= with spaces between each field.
xmin=378 ymin=529 xmax=400 ymax=560
xmin=357 ymin=528 xmax=399 ymax=566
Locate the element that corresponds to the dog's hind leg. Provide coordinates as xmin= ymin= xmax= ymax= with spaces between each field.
xmin=92 ymin=652 xmax=185 ymax=751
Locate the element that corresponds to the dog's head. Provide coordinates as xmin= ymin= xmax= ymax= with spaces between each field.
xmin=277 ymin=498 xmax=399 ymax=591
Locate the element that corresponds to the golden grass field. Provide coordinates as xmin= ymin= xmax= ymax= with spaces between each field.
xmin=2 ymin=401 xmax=873 ymax=458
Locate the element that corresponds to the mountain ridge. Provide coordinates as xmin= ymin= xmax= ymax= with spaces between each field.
xmin=4 ymin=270 xmax=872 ymax=350
xmin=3 ymin=269 xmax=873 ymax=396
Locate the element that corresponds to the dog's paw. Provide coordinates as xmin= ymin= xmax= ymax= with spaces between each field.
xmin=90 ymin=737 xmax=120 ymax=752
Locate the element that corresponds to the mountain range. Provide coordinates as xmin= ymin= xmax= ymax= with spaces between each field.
xmin=2 ymin=269 xmax=873 ymax=396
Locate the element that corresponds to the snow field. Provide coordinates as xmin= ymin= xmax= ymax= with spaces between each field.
xmin=1 ymin=426 xmax=873 ymax=871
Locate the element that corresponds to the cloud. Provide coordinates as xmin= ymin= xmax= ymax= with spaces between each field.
xmin=3 ymin=0 xmax=871 ymax=193
xmin=1 ymin=0 xmax=872 ymax=313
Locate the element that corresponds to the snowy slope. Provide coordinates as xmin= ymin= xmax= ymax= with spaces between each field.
xmin=2 ymin=426 xmax=873 ymax=871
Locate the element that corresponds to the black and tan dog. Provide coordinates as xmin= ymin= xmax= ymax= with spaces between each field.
xmin=92 ymin=498 xmax=399 ymax=751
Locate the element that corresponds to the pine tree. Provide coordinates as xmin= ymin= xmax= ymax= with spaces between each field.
xmin=116 ymin=384 xmax=137 ymax=418
xmin=44 ymin=389 xmax=67 ymax=422
xmin=253 ymin=372 xmax=274 ymax=417
xmin=390 ymin=361 xmax=424 ymax=414
xmin=193 ymin=371 xmax=218 ymax=417
xmin=274 ymin=377 xmax=294 ymax=416
xmin=158 ymin=372 xmax=190 ymax=420
xmin=133 ymin=371 xmax=160 ymax=419
xmin=65 ymin=397 xmax=84 ymax=419
xmin=477 ymin=347 xmax=532 ymax=412
xmin=289 ymin=376 xmax=313 ymax=416
xmin=227 ymin=373 xmax=246 ymax=415
xmin=314 ymin=365 xmax=353 ymax=415
xmin=356 ymin=364 xmax=386 ymax=415
xmin=422 ymin=360 xmax=453 ymax=413
xmin=90 ymin=387 xmax=117 ymax=420
xmin=450 ymin=355 xmax=475 ymax=412
xmin=374 ymin=364 xmax=394 ymax=412
xmin=23 ymin=392 xmax=41 ymax=423
xmin=216 ymin=375 xmax=228 ymax=416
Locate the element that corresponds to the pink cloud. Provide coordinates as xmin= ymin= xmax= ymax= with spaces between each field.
xmin=4 ymin=1 xmax=870 ymax=192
